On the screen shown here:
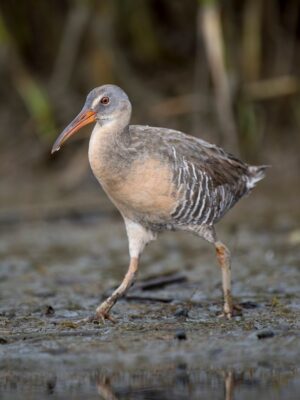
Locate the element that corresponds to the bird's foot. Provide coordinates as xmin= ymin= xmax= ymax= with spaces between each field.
xmin=81 ymin=302 xmax=116 ymax=324
xmin=218 ymin=303 xmax=243 ymax=320
xmin=85 ymin=310 xmax=116 ymax=324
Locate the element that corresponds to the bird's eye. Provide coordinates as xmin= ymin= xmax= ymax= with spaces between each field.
xmin=100 ymin=96 xmax=110 ymax=105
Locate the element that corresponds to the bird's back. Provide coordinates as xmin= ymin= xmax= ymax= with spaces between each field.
xmin=124 ymin=125 xmax=267 ymax=229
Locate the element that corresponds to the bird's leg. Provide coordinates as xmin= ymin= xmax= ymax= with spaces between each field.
xmin=94 ymin=257 xmax=139 ymax=322
xmin=215 ymin=241 xmax=241 ymax=319
xmin=88 ymin=219 xmax=155 ymax=323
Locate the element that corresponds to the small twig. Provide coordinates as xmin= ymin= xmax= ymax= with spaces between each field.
xmin=134 ymin=273 xmax=187 ymax=291
xmin=124 ymin=294 xmax=173 ymax=303
xmin=244 ymin=76 xmax=300 ymax=100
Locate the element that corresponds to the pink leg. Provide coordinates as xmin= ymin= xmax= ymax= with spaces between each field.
xmin=93 ymin=257 xmax=139 ymax=322
xmin=215 ymin=241 xmax=234 ymax=319
xmin=88 ymin=218 xmax=156 ymax=323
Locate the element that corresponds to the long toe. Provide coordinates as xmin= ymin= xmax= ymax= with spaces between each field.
xmin=218 ymin=303 xmax=243 ymax=319
xmin=218 ymin=311 xmax=232 ymax=319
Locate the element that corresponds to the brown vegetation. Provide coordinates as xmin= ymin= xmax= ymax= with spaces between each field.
xmin=0 ymin=0 xmax=299 ymax=193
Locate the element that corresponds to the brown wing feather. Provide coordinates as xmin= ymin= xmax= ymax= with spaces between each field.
xmin=129 ymin=125 xmax=248 ymax=184
xmin=128 ymin=125 xmax=250 ymax=225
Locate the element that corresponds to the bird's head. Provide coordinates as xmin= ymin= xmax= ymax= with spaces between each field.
xmin=51 ymin=84 xmax=131 ymax=154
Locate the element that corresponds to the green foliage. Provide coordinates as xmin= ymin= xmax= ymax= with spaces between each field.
xmin=0 ymin=13 xmax=9 ymax=44
xmin=17 ymin=77 xmax=56 ymax=140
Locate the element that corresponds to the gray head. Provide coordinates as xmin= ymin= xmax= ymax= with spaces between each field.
xmin=51 ymin=84 xmax=132 ymax=153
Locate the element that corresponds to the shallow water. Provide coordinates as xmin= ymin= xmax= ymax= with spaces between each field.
xmin=1 ymin=362 xmax=299 ymax=400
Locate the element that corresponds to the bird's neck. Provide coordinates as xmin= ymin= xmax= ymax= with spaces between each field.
xmin=88 ymin=119 xmax=131 ymax=184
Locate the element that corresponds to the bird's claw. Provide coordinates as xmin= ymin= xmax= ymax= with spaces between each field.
xmin=93 ymin=311 xmax=116 ymax=324
xmin=82 ymin=310 xmax=116 ymax=324
xmin=217 ymin=312 xmax=232 ymax=319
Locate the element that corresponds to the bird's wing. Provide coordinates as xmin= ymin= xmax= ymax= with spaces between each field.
xmin=130 ymin=125 xmax=250 ymax=225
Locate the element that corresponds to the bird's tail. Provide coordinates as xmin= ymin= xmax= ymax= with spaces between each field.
xmin=246 ymin=165 xmax=270 ymax=190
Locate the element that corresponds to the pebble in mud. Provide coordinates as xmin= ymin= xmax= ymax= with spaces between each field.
xmin=174 ymin=330 xmax=187 ymax=340
xmin=44 ymin=305 xmax=55 ymax=317
xmin=240 ymin=301 xmax=258 ymax=309
xmin=174 ymin=307 xmax=189 ymax=318
xmin=256 ymin=329 xmax=275 ymax=340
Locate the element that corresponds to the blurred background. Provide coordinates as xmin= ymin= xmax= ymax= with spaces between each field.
xmin=0 ymin=0 xmax=299 ymax=220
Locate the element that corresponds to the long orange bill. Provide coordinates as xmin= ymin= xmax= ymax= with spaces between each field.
xmin=51 ymin=108 xmax=96 ymax=154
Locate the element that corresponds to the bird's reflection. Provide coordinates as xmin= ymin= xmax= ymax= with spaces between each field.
xmin=96 ymin=376 xmax=118 ymax=400
xmin=224 ymin=371 xmax=234 ymax=400
xmin=96 ymin=368 xmax=235 ymax=400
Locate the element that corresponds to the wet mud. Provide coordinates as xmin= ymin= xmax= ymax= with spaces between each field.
xmin=0 ymin=186 xmax=300 ymax=399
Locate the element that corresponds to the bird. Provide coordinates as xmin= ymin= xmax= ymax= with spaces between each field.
xmin=52 ymin=84 xmax=267 ymax=322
